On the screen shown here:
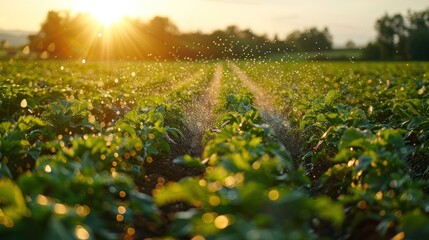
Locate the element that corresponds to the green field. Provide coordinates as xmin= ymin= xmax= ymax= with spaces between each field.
xmin=1 ymin=60 xmax=429 ymax=239
xmin=268 ymin=48 xmax=362 ymax=61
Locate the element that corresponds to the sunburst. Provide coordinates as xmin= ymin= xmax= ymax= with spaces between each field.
xmin=74 ymin=0 xmax=136 ymax=26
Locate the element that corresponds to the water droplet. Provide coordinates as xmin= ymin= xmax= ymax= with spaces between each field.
xmin=418 ymin=86 xmax=426 ymax=95
xmin=54 ymin=203 xmax=67 ymax=214
xmin=191 ymin=235 xmax=205 ymax=240
xmin=36 ymin=195 xmax=49 ymax=205
xmin=117 ymin=206 xmax=126 ymax=214
xmin=88 ymin=115 xmax=96 ymax=123
xmin=209 ymin=196 xmax=220 ymax=206
xmin=116 ymin=214 xmax=124 ymax=222
xmin=214 ymin=215 xmax=230 ymax=229
xmin=75 ymin=225 xmax=89 ymax=240
xmin=126 ymin=227 xmax=135 ymax=236
xmin=202 ymin=212 xmax=216 ymax=224
xmin=268 ymin=189 xmax=280 ymax=201
xmin=44 ymin=165 xmax=52 ymax=173
xmin=20 ymin=99 xmax=27 ymax=108
xmin=40 ymin=51 xmax=49 ymax=59
xmin=75 ymin=205 xmax=91 ymax=217
xmin=22 ymin=45 xmax=30 ymax=54
xmin=392 ymin=232 xmax=405 ymax=240
xmin=119 ymin=191 xmax=126 ymax=198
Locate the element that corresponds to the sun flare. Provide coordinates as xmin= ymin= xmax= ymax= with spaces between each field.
xmin=74 ymin=0 xmax=136 ymax=26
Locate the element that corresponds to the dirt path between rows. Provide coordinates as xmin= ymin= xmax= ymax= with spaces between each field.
xmin=142 ymin=66 xmax=223 ymax=193
xmin=229 ymin=62 xmax=300 ymax=158
xmin=184 ymin=63 xmax=223 ymax=155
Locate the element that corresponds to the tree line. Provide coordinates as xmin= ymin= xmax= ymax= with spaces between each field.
xmin=362 ymin=8 xmax=429 ymax=60
xmin=27 ymin=11 xmax=333 ymax=60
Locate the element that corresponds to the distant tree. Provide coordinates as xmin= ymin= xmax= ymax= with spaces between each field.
xmin=146 ymin=16 xmax=179 ymax=59
xmin=0 ymin=40 xmax=8 ymax=48
xmin=225 ymin=25 xmax=239 ymax=36
xmin=321 ymin=27 xmax=334 ymax=50
xmin=270 ymin=34 xmax=289 ymax=54
xmin=285 ymin=27 xmax=333 ymax=51
xmin=236 ymin=28 xmax=271 ymax=59
xmin=361 ymin=42 xmax=381 ymax=60
xmin=64 ymin=13 xmax=99 ymax=58
xmin=28 ymin=11 xmax=100 ymax=59
xmin=28 ymin=10 xmax=338 ymax=60
xmin=285 ymin=30 xmax=301 ymax=51
xmin=363 ymin=8 xmax=429 ymax=60
xmin=345 ymin=40 xmax=356 ymax=49
xmin=375 ymin=13 xmax=407 ymax=59
xmin=178 ymin=25 xmax=272 ymax=60
xmin=28 ymin=11 xmax=72 ymax=58
xmin=407 ymin=9 xmax=429 ymax=60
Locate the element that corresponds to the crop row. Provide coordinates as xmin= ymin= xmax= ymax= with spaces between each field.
xmin=238 ymin=61 xmax=429 ymax=239
xmin=0 ymin=61 xmax=216 ymax=239
xmin=154 ymin=65 xmax=344 ymax=239
xmin=1 ymin=61 xmax=429 ymax=239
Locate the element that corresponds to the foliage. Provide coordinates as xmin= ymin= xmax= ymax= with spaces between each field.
xmin=363 ymin=8 xmax=429 ymax=60
xmin=155 ymin=93 xmax=342 ymax=239
xmin=286 ymin=27 xmax=333 ymax=52
xmin=0 ymin=60 xmax=217 ymax=239
xmin=1 ymin=60 xmax=429 ymax=239
xmin=240 ymin=61 xmax=429 ymax=239
xmin=26 ymin=11 xmax=335 ymax=60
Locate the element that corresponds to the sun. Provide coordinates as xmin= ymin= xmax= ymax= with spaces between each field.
xmin=74 ymin=0 xmax=136 ymax=26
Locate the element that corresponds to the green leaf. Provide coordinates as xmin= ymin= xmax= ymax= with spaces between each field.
xmin=45 ymin=218 xmax=75 ymax=240
xmin=407 ymin=116 xmax=429 ymax=130
xmin=339 ymin=128 xmax=371 ymax=150
xmin=312 ymin=196 xmax=344 ymax=227
xmin=356 ymin=154 xmax=373 ymax=171
xmin=325 ymin=90 xmax=340 ymax=107
xmin=154 ymin=178 xmax=208 ymax=206
xmin=0 ymin=162 xmax=12 ymax=179
xmin=0 ymin=179 xmax=29 ymax=227
xmin=27 ymin=149 xmax=40 ymax=160
xmin=145 ymin=143 xmax=160 ymax=155
xmin=400 ymin=212 xmax=429 ymax=239
xmin=173 ymin=155 xmax=204 ymax=168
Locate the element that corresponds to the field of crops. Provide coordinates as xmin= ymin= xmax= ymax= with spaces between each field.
xmin=1 ymin=60 xmax=429 ymax=239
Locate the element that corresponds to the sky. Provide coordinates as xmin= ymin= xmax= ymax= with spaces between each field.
xmin=0 ymin=0 xmax=428 ymax=47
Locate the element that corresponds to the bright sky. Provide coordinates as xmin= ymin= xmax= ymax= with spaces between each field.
xmin=0 ymin=0 xmax=428 ymax=46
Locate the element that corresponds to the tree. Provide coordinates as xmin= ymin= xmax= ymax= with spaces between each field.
xmin=407 ymin=9 xmax=429 ymax=60
xmin=28 ymin=11 xmax=72 ymax=58
xmin=345 ymin=40 xmax=356 ymax=49
xmin=285 ymin=30 xmax=301 ymax=51
xmin=28 ymin=10 xmax=337 ymax=60
xmin=28 ymin=11 xmax=100 ymax=59
xmin=146 ymin=16 xmax=179 ymax=59
xmin=0 ymin=40 xmax=8 ymax=48
xmin=285 ymin=27 xmax=333 ymax=52
xmin=361 ymin=42 xmax=380 ymax=60
xmin=375 ymin=13 xmax=407 ymax=59
xmin=365 ymin=8 xmax=429 ymax=60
